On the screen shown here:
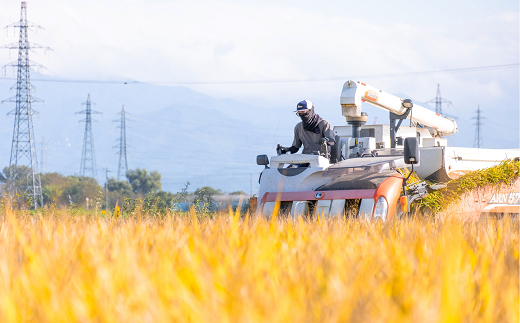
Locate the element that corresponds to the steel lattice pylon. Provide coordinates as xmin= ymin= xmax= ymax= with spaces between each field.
xmin=472 ymin=105 xmax=485 ymax=148
xmin=76 ymin=94 xmax=102 ymax=180
xmin=426 ymin=84 xmax=453 ymax=115
xmin=113 ymin=105 xmax=130 ymax=180
xmin=2 ymin=2 xmax=50 ymax=208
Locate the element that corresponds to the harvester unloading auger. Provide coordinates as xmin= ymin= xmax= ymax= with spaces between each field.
xmin=254 ymin=80 xmax=520 ymax=220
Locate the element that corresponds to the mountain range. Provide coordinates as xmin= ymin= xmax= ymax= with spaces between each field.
xmin=0 ymin=74 xmax=516 ymax=193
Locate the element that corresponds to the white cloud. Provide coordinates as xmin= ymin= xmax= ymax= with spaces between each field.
xmin=1 ymin=1 xmax=514 ymax=81
xmin=0 ymin=0 xmax=518 ymax=147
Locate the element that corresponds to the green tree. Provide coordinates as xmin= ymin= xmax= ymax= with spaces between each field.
xmin=62 ymin=177 xmax=100 ymax=206
xmin=9 ymin=167 xmax=179 ymax=210
xmin=0 ymin=167 xmax=7 ymax=183
xmin=126 ymin=168 xmax=162 ymax=196
xmin=106 ymin=170 xmax=176 ymax=209
xmin=41 ymin=172 xmax=71 ymax=204
xmin=106 ymin=178 xmax=136 ymax=208
xmin=156 ymin=190 xmax=176 ymax=209
xmin=39 ymin=172 xmax=101 ymax=207
xmin=2 ymin=165 xmax=44 ymax=207
xmin=194 ymin=186 xmax=222 ymax=195
xmin=193 ymin=186 xmax=216 ymax=213
xmin=107 ymin=178 xmax=134 ymax=196
xmin=0 ymin=165 xmax=32 ymax=187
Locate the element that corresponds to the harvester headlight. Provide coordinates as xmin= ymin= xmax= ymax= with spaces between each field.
xmin=373 ymin=196 xmax=388 ymax=221
xmin=402 ymin=99 xmax=413 ymax=109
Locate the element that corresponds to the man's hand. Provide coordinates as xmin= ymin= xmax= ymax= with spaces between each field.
xmin=276 ymin=144 xmax=283 ymax=155
xmin=319 ymin=137 xmax=335 ymax=146
xmin=277 ymin=144 xmax=290 ymax=155
xmin=277 ymin=145 xmax=299 ymax=155
xmin=318 ymin=137 xmax=329 ymax=158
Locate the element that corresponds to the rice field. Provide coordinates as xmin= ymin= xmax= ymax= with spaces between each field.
xmin=0 ymin=208 xmax=518 ymax=322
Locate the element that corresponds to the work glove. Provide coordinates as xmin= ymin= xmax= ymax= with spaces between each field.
xmin=276 ymin=144 xmax=291 ymax=155
xmin=276 ymin=144 xmax=285 ymax=155
xmin=318 ymin=137 xmax=328 ymax=145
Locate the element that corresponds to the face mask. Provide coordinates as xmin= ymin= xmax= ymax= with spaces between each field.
xmin=298 ymin=107 xmax=322 ymax=133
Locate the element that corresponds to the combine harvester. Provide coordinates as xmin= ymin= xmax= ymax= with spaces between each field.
xmin=254 ymin=80 xmax=520 ymax=220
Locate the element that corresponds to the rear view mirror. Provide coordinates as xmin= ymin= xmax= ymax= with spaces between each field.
xmin=257 ymin=154 xmax=269 ymax=168
xmin=404 ymin=137 xmax=419 ymax=164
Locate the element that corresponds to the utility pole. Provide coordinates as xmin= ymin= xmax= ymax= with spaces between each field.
xmin=76 ymin=94 xmax=102 ymax=180
xmin=472 ymin=105 xmax=485 ymax=148
xmin=104 ymin=168 xmax=111 ymax=213
xmin=113 ymin=105 xmax=131 ymax=181
xmin=426 ymin=84 xmax=453 ymax=115
xmin=1 ymin=2 xmax=50 ymax=209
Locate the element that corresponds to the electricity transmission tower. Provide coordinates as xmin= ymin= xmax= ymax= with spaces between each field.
xmin=426 ymin=84 xmax=453 ymax=115
xmin=76 ymin=94 xmax=102 ymax=180
xmin=113 ymin=105 xmax=132 ymax=180
xmin=1 ymin=2 xmax=50 ymax=208
xmin=472 ymin=105 xmax=485 ymax=148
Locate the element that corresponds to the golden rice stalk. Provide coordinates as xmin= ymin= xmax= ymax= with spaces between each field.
xmin=0 ymin=209 xmax=517 ymax=322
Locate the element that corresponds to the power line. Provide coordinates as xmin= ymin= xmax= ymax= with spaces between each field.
xmin=0 ymin=63 xmax=517 ymax=85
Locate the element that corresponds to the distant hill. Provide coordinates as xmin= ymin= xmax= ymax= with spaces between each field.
xmin=0 ymin=75 xmax=295 ymax=193
xmin=0 ymin=75 xmax=513 ymax=193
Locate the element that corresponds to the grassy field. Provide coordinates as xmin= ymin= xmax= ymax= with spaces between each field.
xmin=0 ymin=207 xmax=517 ymax=322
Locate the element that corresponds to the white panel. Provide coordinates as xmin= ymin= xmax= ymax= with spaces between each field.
xmin=414 ymin=147 xmax=444 ymax=179
xmin=423 ymin=138 xmax=447 ymax=147
xmin=359 ymin=198 xmax=375 ymax=220
xmin=368 ymin=137 xmax=376 ymax=149
xmin=330 ymin=199 xmax=346 ymax=217
xmin=291 ymin=201 xmax=310 ymax=219
xmin=269 ymin=154 xmax=330 ymax=168
xmin=315 ymin=200 xmax=332 ymax=219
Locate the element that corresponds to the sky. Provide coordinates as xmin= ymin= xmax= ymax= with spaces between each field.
xmin=0 ymin=0 xmax=518 ymax=191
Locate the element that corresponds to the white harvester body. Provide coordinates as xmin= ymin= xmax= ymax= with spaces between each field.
xmin=255 ymin=80 xmax=520 ymax=220
xmin=340 ymin=80 xmax=458 ymax=136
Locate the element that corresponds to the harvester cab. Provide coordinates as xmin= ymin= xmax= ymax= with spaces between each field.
xmin=254 ymin=80 xmax=520 ymax=220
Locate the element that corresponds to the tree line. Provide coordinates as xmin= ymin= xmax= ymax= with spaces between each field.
xmin=0 ymin=166 xmax=242 ymax=210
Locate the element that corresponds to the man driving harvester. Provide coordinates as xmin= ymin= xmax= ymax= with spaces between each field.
xmin=279 ymin=100 xmax=335 ymax=157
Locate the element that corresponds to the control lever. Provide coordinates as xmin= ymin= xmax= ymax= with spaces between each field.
xmin=276 ymin=144 xmax=283 ymax=155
